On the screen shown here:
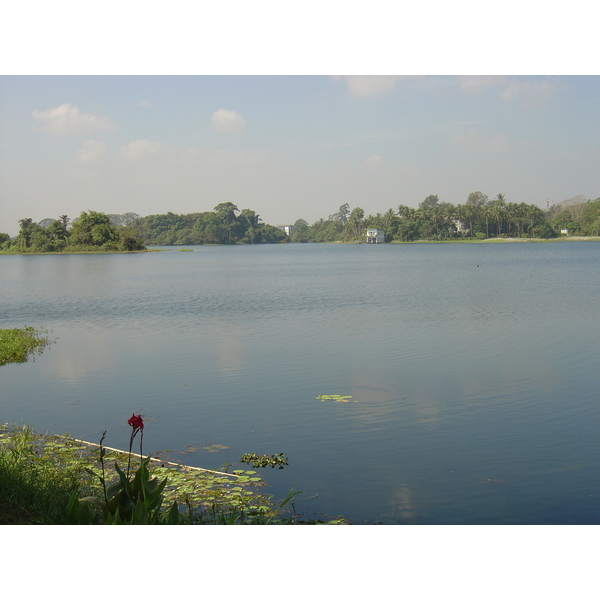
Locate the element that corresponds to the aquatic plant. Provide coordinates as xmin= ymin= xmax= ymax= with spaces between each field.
xmin=1 ymin=423 xmax=345 ymax=524
xmin=0 ymin=327 xmax=52 ymax=366
xmin=126 ymin=413 xmax=144 ymax=476
xmin=65 ymin=414 xmax=293 ymax=524
xmin=68 ymin=417 xmax=179 ymax=525
xmin=240 ymin=452 xmax=289 ymax=469
xmin=316 ymin=394 xmax=355 ymax=403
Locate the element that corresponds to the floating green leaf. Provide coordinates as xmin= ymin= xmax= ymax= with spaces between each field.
xmin=316 ymin=395 xmax=355 ymax=403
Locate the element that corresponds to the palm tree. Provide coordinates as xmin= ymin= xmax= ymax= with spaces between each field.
xmin=461 ymin=204 xmax=475 ymax=238
xmin=488 ymin=204 xmax=499 ymax=237
xmin=397 ymin=205 xmax=416 ymax=220
xmin=382 ymin=208 xmax=396 ymax=231
xmin=214 ymin=202 xmax=240 ymax=243
xmin=482 ymin=206 xmax=492 ymax=238
xmin=454 ymin=205 xmax=469 ymax=237
xmin=345 ymin=207 xmax=365 ymax=238
xmin=526 ymin=204 xmax=543 ymax=237
xmin=491 ymin=194 xmax=507 ymax=236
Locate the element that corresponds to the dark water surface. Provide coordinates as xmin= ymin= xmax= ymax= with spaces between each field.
xmin=1 ymin=242 xmax=599 ymax=524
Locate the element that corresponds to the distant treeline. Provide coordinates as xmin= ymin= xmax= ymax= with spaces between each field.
xmin=127 ymin=203 xmax=288 ymax=245
xmin=290 ymin=193 xmax=600 ymax=243
xmin=2 ymin=194 xmax=599 ymax=252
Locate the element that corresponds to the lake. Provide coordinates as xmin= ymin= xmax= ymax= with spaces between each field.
xmin=1 ymin=242 xmax=599 ymax=524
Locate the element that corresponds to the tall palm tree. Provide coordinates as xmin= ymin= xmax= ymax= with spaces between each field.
xmin=345 ymin=207 xmax=365 ymax=238
xmin=454 ymin=204 xmax=469 ymax=237
xmin=462 ymin=204 xmax=475 ymax=238
xmin=382 ymin=208 xmax=396 ymax=231
xmin=526 ymin=204 xmax=543 ymax=237
xmin=491 ymin=195 xmax=507 ymax=236
xmin=505 ymin=202 xmax=517 ymax=236
xmin=482 ymin=206 xmax=492 ymax=238
xmin=398 ymin=205 xmax=416 ymax=220
xmin=488 ymin=204 xmax=500 ymax=237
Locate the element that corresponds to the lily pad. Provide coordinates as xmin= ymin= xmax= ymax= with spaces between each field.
xmin=316 ymin=395 xmax=355 ymax=403
xmin=201 ymin=444 xmax=230 ymax=452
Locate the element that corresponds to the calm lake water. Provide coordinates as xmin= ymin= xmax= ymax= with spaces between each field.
xmin=1 ymin=242 xmax=600 ymax=524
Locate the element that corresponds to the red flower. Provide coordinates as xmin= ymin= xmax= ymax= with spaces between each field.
xmin=127 ymin=413 xmax=144 ymax=430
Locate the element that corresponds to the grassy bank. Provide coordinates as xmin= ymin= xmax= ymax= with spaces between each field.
xmin=0 ymin=424 xmax=308 ymax=525
xmin=0 ymin=327 xmax=51 ymax=366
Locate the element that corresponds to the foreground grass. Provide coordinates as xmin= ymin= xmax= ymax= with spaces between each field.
xmin=0 ymin=426 xmax=84 ymax=524
xmin=0 ymin=327 xmax=51 ymax=366
xmin=0 ymin=425 xmax=340 ymax=525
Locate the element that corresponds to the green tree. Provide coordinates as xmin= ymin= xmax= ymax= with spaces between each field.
xmin=344 ymin=207 xmax=365 ymax=239
xmin=290 ymin=219 xmax=310 ymax=242
xmin=381 ymin=208 xmax=397 ymax=237
xmin=580 ymin=199 xmax=600 ymax=235
xmin=69 ymin=211 xmax=119 ymax=247
xmin=214 ymin=202 xmax=240 ymax=244
xmin=452 ymin=204 xmax=468 ymax=237
xmin=14 ymin=218 xmax=52 ymax=251
xmin=397 ymin=205 xmax=416 ymax=220
xmin=16 ymin=218 xmax=34 ymax=249
xmin=238 ymin=209 xmax=261 ymax=243
xmin=419 ymin=195 xmax=440 ymax=209
xmin=118 ymin=227 xmax=146 ymax=251
xmin=467 ymin=191 xmax=489 ymax=207
xmin=461 ymin=204 xmax=475 ymax=238
xmin=490 ymin=196 xmax=506 ymax=236
xmin=46 ymin=216 xmax=70 ymax=249
xmin=329 ymin=203 xmax=350 ymax=224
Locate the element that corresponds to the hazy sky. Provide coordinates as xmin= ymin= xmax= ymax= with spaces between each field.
xmin=1 ymin=75 xmax=599 ymax=236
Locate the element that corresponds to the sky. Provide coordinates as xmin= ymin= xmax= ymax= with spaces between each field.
xmin=2 ymin=74 xmax=598 ymax=237
xmin=1 ymin=3 xmax=599 ymax=238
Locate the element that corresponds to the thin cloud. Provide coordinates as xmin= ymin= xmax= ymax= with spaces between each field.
xmin=499 ymin=78 xmax=562 ymax=107
xmin=364 ymin=154 xmax=384 ymax=167
xmin=211 ymin=109 xmax=245 ymax=132
xmin=75 ymin=139 xmax=108 ymax=164
xmin=32 ymin=103 xmax=114 ymax=135
xmin=452 ymin=128 xmax=511 ymax=153
xmin=456 ymin=76 xmax=507 ymax=93
xmin=456 ymin=76 xmax=563 ymax=107
xmin=117 ymin=139 xmax=166 ymax=160
xmin=334 ymin=75 xmax=399 ymax=97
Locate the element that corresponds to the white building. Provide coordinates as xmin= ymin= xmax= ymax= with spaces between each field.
xmin=277 ymin=225 xmax=294 ymax=236
xmin=452 ymin=220 xmax=470 ymax=235
xmin=366 ymin=229 xmax=385 ymax=244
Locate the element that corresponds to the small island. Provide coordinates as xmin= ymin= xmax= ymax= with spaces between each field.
xmin=0 ymin=211 xmax=146 ymax=254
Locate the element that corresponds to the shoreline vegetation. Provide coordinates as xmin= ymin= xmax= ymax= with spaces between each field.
xmin=0 ymin=424 xmax=318 ymax=525
xmin=1 ymin=195 xmax=599 ymax=252
xmin=2 ymin=236 xmax=599 ymax=256
xmin=0 ymin=327 xmax=52 ymax=366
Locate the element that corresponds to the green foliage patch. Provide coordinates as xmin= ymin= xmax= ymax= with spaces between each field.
xmin=1 ymin=211 xmax=146 ymax=254
xmin=317 ymin=395 xmax=356 ymax=403
xmin=240 ymin=452 xmax=289 ymax=469
xmin=0 ymin=327 xmax=52 ymax=366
